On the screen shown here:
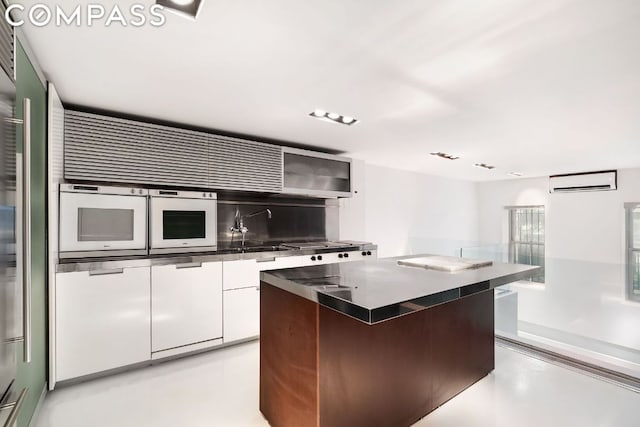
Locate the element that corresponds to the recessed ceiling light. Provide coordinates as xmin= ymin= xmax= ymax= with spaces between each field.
xmin=474 ymin=163 xmax=496 ymax=170
xmin=508 ymin=172 xmax=524 ymax=177
xmin=156 ymin=0 xmax=204 ymax=19
xmin=430 ymin=152 xmax=460 ymax=160
xmin=309 ymin=110 xmax=359 ymax=126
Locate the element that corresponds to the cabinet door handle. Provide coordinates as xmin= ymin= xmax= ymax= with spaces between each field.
xmin=15 ymin=98 xmax=32 ymax=364
xmin=89 ymin=268 xmax=125 ymax=276
xmin=175 ymin=262 xmax=202 ymax=269
xmin=0 ymin=388 xmax=28 ymax=427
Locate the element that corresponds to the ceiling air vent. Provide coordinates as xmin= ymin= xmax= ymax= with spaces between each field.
xmin=549 ymin=170 xmax=617 ymax=193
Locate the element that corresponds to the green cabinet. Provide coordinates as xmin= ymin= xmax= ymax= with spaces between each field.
xmin=14 ymin=41 xmax=47 ymax=427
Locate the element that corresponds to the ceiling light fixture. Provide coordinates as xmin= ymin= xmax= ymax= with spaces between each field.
xmin=508 ymin=172 xmax=524 ymax=177
xmin=309 ymin=110 xmax=359 ymax=126
xmin=430 ymin=152 xmax=460 ymax=160
xmin=474 ymin=163 xmax=496 ymax=170
xmin=156 ymin=0 xmax=204 ymax=19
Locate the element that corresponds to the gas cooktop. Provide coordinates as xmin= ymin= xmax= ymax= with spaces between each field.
xmin=280 ymin=241 xmax=372 ymax=251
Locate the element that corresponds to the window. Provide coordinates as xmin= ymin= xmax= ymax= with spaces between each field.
xmin=626 ymin=204 xmax=640 ymax=301
xmin=508 ymin=206 xmax=545 ymax=283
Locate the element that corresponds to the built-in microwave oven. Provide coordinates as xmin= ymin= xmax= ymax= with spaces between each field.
xmin=149 ymin=190 xmax=217 ymax=254
xmin=59 ymin=184 xmax=148 ymax=258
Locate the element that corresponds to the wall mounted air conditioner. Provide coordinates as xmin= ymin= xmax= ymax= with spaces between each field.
xmin=549 ymin=170 xmax=617 ymax=193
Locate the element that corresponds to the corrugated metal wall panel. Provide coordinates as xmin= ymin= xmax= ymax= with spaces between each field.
xmin=64 ymin=110 xmax=209 ymax=187
xmin=209 ymin=135 xmax=282 ymax=192
xmin=64 ymin=110 xmax=283 ymax=192
xmin=0 ymin=2 xmax=14 ymax=79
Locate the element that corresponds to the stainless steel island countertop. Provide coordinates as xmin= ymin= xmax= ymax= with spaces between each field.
xmin=260 ymin=255 xmax=538 ymax=324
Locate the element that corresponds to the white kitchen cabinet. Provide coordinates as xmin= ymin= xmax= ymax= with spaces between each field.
xmin=269 ymin=254 xmax=316 ymax=269
xmin=151 ymin=262 xmax=223 ymax=354
xmin=56 ymin=267 xmax=151 ymax=381
xmin=265 ymin=250 xmax=378 ymax=270
xmin=222 ymin=259 xmax=261 ymax=344
xmin=220 ymin=252 xmax=377 ymax=344
xmin=223 ymin=287 xmax=260 ymax=343
xmin=221 ymin=256 xmax=303 ymax=288
xmin=223 ymin=259 xmax=259 ymax=290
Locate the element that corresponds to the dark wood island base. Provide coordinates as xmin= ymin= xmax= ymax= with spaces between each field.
xmin=260 ymin=282 xmax=495 ymax=427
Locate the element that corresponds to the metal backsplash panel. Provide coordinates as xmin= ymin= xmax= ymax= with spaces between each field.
xmin=217 ymin=200 xmax=338 ymax=248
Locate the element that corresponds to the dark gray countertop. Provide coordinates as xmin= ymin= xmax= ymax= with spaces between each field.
xmin=260 ymin=255 xmax=538 ymax=324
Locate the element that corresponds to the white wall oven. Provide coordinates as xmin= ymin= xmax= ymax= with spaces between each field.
xmin=149 ymin=190 xmax=217 ymax=254
xmin=59 ymin=185 xmax=148 ymax=258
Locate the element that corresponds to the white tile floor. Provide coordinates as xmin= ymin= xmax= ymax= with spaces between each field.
xmin=34 ymin=341 xmax=640 ymax=427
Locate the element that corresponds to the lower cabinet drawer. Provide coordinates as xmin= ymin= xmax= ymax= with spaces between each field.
xmin=55 ymin=267 xmax=151 ymax=381
xmin=151 ymin=262 xmax=223 ymax=353
xmin=223 ymin=287 xmax=260 ymax=343
xmin=223 ymin=259 xmax=259 ymax=290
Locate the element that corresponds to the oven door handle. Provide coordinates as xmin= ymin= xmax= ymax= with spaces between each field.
xmin=14 ymin=98 xmax=32 ymax=364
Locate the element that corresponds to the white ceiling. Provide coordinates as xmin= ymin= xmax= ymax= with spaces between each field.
xmin=17 ymin=0 xmax=640 ymax=181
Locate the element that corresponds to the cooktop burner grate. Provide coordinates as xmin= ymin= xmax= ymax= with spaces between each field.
xmin=280 ymin=241 xmax=371 ymax=251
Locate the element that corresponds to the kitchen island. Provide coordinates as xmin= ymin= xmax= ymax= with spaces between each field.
xmin=259 ymin=256 xmax=537 ymax=427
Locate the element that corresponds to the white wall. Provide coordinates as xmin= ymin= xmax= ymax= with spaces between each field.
xmin=341 ymin=165 xmax=640 ymax=262
xmin=476 ymin=168 xmax=640 ymax=370
xmin=340 ymin=162 xmax=479 ymax=258
xmin=477 ymin=168 xmax=640 ymax=264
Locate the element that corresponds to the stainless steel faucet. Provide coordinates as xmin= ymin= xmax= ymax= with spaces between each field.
xmin=230 ymin=207 xmax=272 ymax=248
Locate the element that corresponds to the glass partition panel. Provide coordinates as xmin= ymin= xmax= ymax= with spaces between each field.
xmin=460 ymin=244 xmax=640 ymax=380
xmin=630 ymin=207 xmax=640 ymax=298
